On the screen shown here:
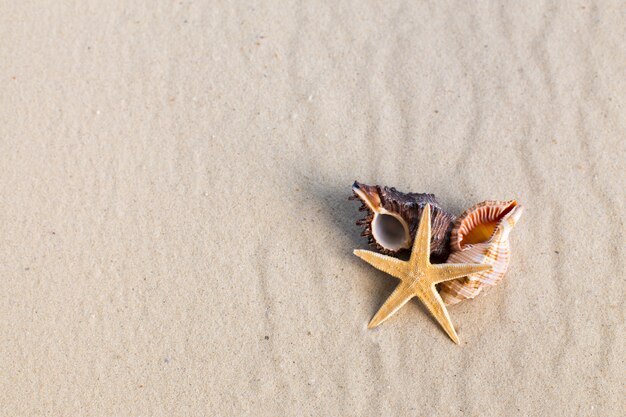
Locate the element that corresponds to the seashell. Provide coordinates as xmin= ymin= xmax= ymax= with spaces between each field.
xmin=437 ymin=200 xmax=523 ymax=305
xmin=351 ymin=181 xmax=456 ymax=261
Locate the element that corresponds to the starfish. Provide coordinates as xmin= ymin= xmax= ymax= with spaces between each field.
xmin=354 ymin=204 xmax=492 ymax=344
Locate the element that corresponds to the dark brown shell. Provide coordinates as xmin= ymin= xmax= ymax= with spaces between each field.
xmin=351 ymin=181 xmax=455 ymax=261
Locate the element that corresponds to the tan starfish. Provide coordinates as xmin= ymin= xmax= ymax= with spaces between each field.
xmin=354 ymin=204 xmax=492 ymax=344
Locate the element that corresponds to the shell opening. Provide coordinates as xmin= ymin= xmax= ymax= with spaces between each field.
xmin=371 ymin=213 xmax=410 ymax=252
xmin=459 ymin=201 xmax=517 ymax=246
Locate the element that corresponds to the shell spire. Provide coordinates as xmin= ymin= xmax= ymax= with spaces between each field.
xmin=351 ymin=181 xmax=456 ymax=261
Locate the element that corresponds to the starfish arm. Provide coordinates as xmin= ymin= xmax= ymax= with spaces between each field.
xmin=353 ymin=249 xmax=408 ymax=279
xmin=408 ymin=203 xmax=432 ymax=269
xmin=427 ymin=263 xmax=493 ymax=284
xmin=368 ymin=284 xmax=414 ymax=329
xmin=415 ymin=283 xmax=460 ymax=344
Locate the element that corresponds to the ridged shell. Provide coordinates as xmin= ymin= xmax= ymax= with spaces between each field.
xmin=438 ymin=200 xmax=523 ymax=305
xmin=351 ymin=181 xmax=456 ymax=261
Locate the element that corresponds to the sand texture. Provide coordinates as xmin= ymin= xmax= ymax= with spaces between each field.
xmin=1 ymin=1 xmax=624 ymax=415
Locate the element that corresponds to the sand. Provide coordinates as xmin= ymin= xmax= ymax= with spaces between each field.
xmin=1 ymin=1 xmax=624 ymax=415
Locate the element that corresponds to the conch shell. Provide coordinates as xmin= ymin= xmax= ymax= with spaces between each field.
xmin=438 ymin=200 xmax=523 ymax=305
xmin=351 ymin=181 xmax=456 ymax=261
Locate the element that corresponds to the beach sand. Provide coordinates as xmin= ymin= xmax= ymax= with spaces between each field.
xmin=1 ymin=1 xmax=624 ymax=415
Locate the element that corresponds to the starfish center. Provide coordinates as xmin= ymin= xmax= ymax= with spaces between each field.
xmin=408 ymin=269 xmax=425 ymax=281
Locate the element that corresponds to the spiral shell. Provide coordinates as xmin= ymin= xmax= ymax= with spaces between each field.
xmin=351 ymin=181 xmax=455 ymax=261
xmin=438 ymin=200 xmax=523 ymax=305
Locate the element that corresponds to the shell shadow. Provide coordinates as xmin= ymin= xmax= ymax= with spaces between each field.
xmin=300 ymin=180 xmax=400 ymax=316
xmin=302 ymin=181 xmax=363 ymax=249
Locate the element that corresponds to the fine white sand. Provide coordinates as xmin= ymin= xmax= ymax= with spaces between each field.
xmin=1 ymin=1 xmax=624 ymax=415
